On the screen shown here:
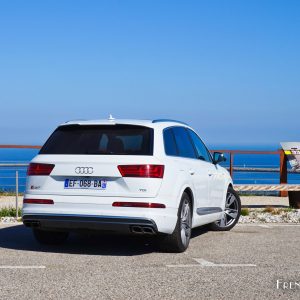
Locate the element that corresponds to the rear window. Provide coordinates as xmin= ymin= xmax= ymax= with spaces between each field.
xmin=39 ymin=125 xmax=154 ymax=155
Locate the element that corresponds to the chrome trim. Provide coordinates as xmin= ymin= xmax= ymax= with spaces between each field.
xmin=75 ymin=167 xmax=94 ymax=174
xmin=196 ymin=207 xmax=223 ymax=216
xmin=22 ymin=213 xmax=153 ymax=221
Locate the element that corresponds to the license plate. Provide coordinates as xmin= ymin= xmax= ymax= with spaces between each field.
xmin=64 ymin=179 xmax=107 ymax=190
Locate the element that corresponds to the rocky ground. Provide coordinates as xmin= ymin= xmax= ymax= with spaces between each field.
xmin=239 ymin=208 xmax=300 ymax=223
xmin=0 ymin=217 xmax=20 ymax=223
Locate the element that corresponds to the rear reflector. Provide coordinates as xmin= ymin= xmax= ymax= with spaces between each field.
xmin=23 ymin=199 xmax=54 ymax=205
xmin=27 ymin=163 xmax=55 ymax=176
xmin=117 ymin=165 xmax=164 ymax=178
xmin=112 ymin=202 xmax=165 ymax=208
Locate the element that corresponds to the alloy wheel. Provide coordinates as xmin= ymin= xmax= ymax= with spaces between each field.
xmin=215 ymin=191 xmax=239 ymax=228
xmin=180 ymin=199 xmax=192 ymax=247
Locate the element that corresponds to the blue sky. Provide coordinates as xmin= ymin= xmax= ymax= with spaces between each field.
xmin=0 ymin=0 xmax=299 ymax=147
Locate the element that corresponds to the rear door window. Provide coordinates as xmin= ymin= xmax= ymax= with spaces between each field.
xmin=172 ymin=127 xmax=197 ymax=159
xmin=39 ymin=125 xmax=153 ymax=155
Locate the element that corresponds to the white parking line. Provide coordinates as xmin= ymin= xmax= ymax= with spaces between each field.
xmin=0 ymin=266 xmax=46 ymax=269
xmin=194 ymin=258 xmax=256 ymax=267
xmin=166 ymin=258 xmax=256 ymax=268
xmin=258 ymin=224 xmax=271 ymax=228
xmin=166 ymin=264 xmax=201 ymax=268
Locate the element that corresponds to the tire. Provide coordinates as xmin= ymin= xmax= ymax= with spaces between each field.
xmin=33 ymin=228 xmax=69 ymax=245
xmin=209 ymin=186 xmax=241 ymax=231
xmin=158 ymin=192 xmax=192 ymax=253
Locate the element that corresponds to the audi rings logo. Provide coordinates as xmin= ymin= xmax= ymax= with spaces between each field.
xmin=75 ymin=167 xmax=94 ymax=174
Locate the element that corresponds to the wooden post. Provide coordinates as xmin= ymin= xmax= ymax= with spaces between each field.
xmin=279 ymin=149 xmax=288 ymax=197
xmin=229 ymin=152 xmax=234 ymax=178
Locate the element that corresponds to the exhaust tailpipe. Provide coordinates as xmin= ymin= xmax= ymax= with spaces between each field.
xmin=131 ymin=226 xmax=143 ymax=234
xmin=130 ymin=225 xmax=155 ymax=235
xmin=23 ymin=220 xmax=41 ymax=228
xmin=142 ymin=226 xmax=155 ymax=234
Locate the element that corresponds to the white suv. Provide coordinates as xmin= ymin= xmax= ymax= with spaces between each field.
xmin=23 ymin=118 xmax=241 ymax=252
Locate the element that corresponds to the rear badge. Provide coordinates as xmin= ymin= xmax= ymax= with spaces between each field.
xmin=30 ymin=185 xmax=41 ymax=190
xmin=75 ymin=167 xmax=94 ymax=175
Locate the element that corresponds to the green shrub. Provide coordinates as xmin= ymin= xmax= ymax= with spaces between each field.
xmin=0 ymin=207 xmax=22 ymax=217
xmin=241 ymin=208 xmax=249 ymax=216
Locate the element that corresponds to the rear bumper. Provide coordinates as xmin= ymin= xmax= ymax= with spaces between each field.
xmin=22 ymin=194 xmax=178 ymax=234
xmin=22 ymin=214 xmax=158 ymax=235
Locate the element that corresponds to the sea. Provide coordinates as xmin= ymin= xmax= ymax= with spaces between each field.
xmin=0 ymin=145 xmax=300 ymax=193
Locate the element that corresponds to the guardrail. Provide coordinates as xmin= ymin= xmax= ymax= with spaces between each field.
xmin=0 ymin=163 xmax=29 ymax=218
xmin=0 ymin=145 xmax=39 ymax=218
xmin=1 ymin=145 xmax=300 ymax=209
xmin=213 ymin=149 xmax=290 ymax=197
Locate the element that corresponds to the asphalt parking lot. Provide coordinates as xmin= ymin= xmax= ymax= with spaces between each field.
xmin=0 ymin=224 xmax=299 ymax=300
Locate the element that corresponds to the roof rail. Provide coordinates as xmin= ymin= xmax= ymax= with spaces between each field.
xmin=152 ymin=119 xmax=188 ymax=125
xmin=65 ymin=119 xmax=86 ymax=123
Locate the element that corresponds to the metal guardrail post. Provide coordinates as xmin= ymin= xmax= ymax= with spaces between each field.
xmin=279 ymin=149 xmax=288 ymax=197
xmin=16 ymin=171 xmax=19 ymax=218
xmin=229 ymin=152 xmax=234 ymax=178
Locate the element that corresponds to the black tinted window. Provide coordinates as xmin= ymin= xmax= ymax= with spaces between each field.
xmin=172 ymin=127 xmax=196 ymax=158
xmin=187 ymin=129 xmax=212 ymax=162
xmin=40 ymin=125 xmax=153 ymax=155
xmin=163 ymin=128 xmax=178 ymax=156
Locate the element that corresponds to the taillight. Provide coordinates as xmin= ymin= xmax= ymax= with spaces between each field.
xmin=117 ymin=165 xmax=164 ymax=178
xmin=27 ymin=163 xmax=55 ymax=176
xmin=112 ymin=202 xmax=165 ymax=208
xmin=23 ymin=199 xmax=54 ymax=204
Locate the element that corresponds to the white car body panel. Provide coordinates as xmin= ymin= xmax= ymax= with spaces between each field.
xmin=23 ymin=119 xmax=232 ymax=234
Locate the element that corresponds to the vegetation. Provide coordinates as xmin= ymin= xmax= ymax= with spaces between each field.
xmin=241 ymin=208 xmax=250 ymax=216
xmin=0 ymin=207 xmax=22 ymax=218
xmin=262 ymin=206 xmax=274 ymax=214
xmin=0 ymin=189 xmax=23 ymax=196
xmin=262 ymin=206 xmax=295 ymax=215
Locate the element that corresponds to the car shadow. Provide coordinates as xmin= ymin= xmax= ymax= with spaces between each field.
xmin=0 ymin=224 xmax=158 ymax=256
xmin=0 ymin=224 xmax=210 ymax=256
xmin=191 ymin=225 xmax=210 ymax=238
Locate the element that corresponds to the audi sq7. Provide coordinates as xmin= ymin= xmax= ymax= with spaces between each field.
xmin=23 ymin=118 xmax=241 ymax=252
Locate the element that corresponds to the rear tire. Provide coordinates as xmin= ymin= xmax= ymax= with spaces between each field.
xmin=209 ymin=186 xmax=241 ymax=231
xmin=33 ymin=228 xmax=69 ymax=245
xmin=158 ymin=192 xmax=192 ymax=253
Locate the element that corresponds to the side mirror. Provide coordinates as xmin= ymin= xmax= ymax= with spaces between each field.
xmin=213 ymin=152 xmax=226 ymax=165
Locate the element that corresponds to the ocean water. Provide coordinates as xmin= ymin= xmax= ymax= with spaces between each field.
xmin=0 ymin=147 xmax=299 ymax=193
xmin=0 ymin=149 xmax=39 ymax=192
